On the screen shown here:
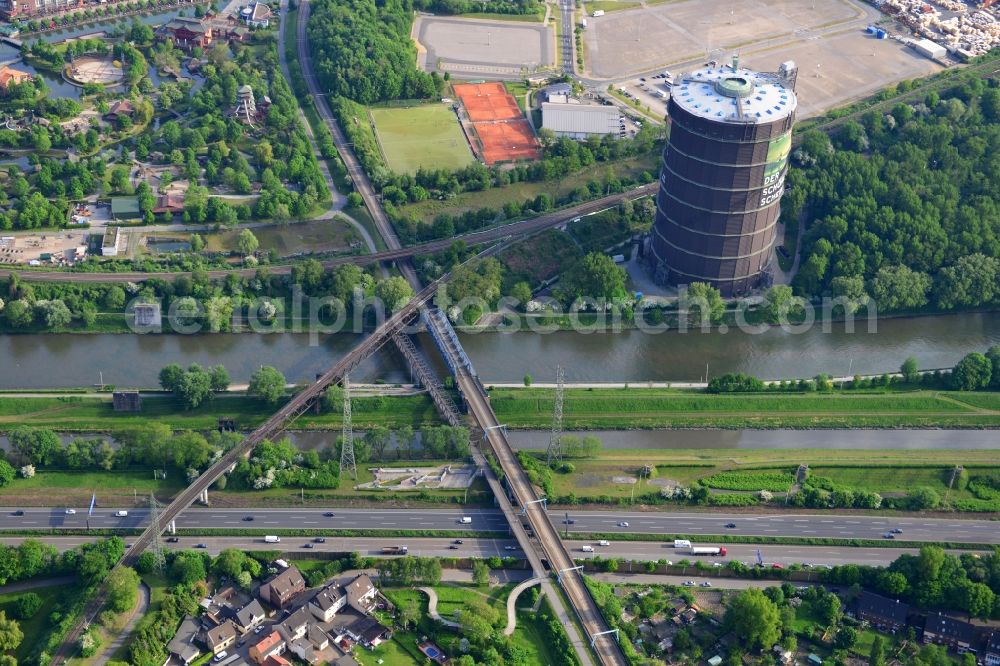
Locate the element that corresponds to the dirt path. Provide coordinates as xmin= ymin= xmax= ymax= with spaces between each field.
xmin=503 ymin=576 xmax=545 ymax=636
xmin=94 ymin=582 xmax=150 ymax=666
xmin=419 ymin=587 xmax=461 ymax=628
xmin=0 ymin=575 xmax=76 ymax=594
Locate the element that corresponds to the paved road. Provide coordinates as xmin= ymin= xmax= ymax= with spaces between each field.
xmin=6 ymin=507 xmax=996 ymax=544
xmin=0 ymin=535 xmax=955 ymax=567
xmin=0 ymin=507 xmax=510 ymax=532
xmin=95 ymin=582 xmax=149 ymax=666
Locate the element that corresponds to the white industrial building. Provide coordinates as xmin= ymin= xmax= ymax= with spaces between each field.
xmin=542 ymin=102 xmax=622 ymax=139
xmin=913 ymin=37 xmax=947 ymax=60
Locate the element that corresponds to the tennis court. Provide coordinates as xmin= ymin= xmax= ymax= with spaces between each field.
xmin=453 ymin=82 xmax=523 ymax=121
xmin=369 ymin=104 xmax=475 ymax=174
xmin=474 ymin=121 xmax=541 ymax=165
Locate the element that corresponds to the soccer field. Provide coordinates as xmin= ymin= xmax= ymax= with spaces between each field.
xmin=370 ymin=104 xmax=475 ymax=174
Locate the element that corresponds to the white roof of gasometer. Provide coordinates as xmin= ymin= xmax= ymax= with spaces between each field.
xmin=672 ymin=61 xmax=797 ymax=124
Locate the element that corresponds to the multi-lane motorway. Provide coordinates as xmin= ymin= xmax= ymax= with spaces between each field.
xmin=3 ymin=507 xmax=997 ymax=544
xmin=0 ymin=535 xmax=972 ymax=568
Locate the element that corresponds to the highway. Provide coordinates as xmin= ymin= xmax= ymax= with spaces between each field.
xmin=4 ymin=507 xmax=998 ymax=545
xmin=0 ymin=535 xmax=962 ymax=568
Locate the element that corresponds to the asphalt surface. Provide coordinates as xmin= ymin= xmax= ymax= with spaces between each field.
xmin=0 ymin=535 xmax=964 ymax=567
xmin=4 ymin=507 xmax=997 ymax=544
xmin=0 ymin=507 xmax=509 ymax=532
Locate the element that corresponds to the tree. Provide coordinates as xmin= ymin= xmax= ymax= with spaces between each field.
xmin=555 ymin=252 xmax=627 ymax=307
xmin=322 ymin=385 xmax=344 ymax=413
xmin=0 ymin=611 xmax=23 ymax=652
xmin=106 ymin=566 xmax=140 ymax=613
xmin=510 ymin=281 xmax=532 ymax=307
xmin=14 ymin=593 xmax=41 ymax=619
xmin=918 ymin=545 xmax=946 ymax=582
xmin=901 ymin=356 xmax=920 ymax=383
xmin=877 ymin=570 xmax=908 ymax=596
xmin=236 ymin=571 xmax=252 ymax=590
xmin=159 ymin=363 xmax=185 ymax=392
xmin=236 ymin=229 xmax=259 ymax=258
xmin=4 ymin=300 xmax=32 ymax=328
xmin=869 ymin=265 xmax=931 ymax=312
xmin=373 ymin=276 xmax=414 ymax=311
xmin=214 ymin=548 xmax=247 ymax=579
xmin=176 ymin=364 xmax=212 ymax=409
xmin=9 ymin=427 xmax=61 ymax=465
xmin=523 ymin=374 xmax=532 ymax=387
xmin=472 ymin=560 xmax=490 ymax=586
xmin=869 ymin=635 xmax=886 ymax=666
xmin=0 ymin=460 xmax=14 ymax=488
xmin=830 ymin=275 xmax=868 ymax=314
xmin=398 ymin=599 xmax=419 ymax=630
xmin=762 ymin=285 xmax=803 ymax=322
xmin=208 ymin=365 xmax=230 ymax=392
xmin=987 ymin=345 xmax=1000 ymax=389
xmin=35 ymin=300 xmax=72 ymax=328
xmin=934 ymin=254 xmax=999 ymax=309
xmin=835 ymin=626 xmax=858 ymax=650
xmin=248 ymin=366 xmax=286 ymax=404
xmin=724 ymin=588 xmax=781 ymax=652
xmin=909 ymin=486 xmax=941 ymax=510
xmin=684 ymin=282 xmax=725 ymax=324
xmin=815 ymin=592 xmax=841 ymax=626
xmin=169 ymin=551 xmax=207 ymax=585
xmin=952 ymin=353 xmax=992 ymax=390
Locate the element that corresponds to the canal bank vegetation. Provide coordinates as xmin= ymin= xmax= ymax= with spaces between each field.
xmin=519 ymin=446 xmax=1000 ymax=514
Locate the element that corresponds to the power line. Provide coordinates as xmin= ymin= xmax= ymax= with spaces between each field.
xmin=546 ymin=365 xmax=565 ymax=465
xmin=340 ymin=374 xmax=356 ymax=480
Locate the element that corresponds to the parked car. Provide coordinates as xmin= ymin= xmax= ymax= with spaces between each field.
xmin=214 ymin=652 xmax=228 ymax=662
xmin=254 ymin=626 xmax=265 ymax=634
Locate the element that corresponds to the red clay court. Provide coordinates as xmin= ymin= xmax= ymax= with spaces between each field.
xmin=453 ymin=82 xmax=523 ymax=121
xmin=453 ymin=82 xmax=541 ymax=165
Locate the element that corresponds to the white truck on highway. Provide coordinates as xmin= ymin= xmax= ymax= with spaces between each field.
xmin=264 ymin=535 xmax=281 ymax=543
xmin=673 ymin=539 xmax=691 ymax=549
xmin=673 ymin=539 xmax=727 ymax=556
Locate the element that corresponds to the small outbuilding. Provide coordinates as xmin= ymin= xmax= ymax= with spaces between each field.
xmin=112 ymin=391 xmax=142 ymax=412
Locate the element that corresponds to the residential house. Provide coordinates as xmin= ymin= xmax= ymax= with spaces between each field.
xmin=0 ymin=0 xmax=84 ymax=20
xmin=104 ymin=99 xmax=135 ymax=122
xmin=854 ymin=591 xmax=911 ymax=633
xmin=333 ymin=657 xmax=360 ymax=666
xmin=204 ymin=620 xmax=238 ymax=655
xmin=923 ymin=613 xmax=982 ymax=655
xmin=276 ymin=607 xmax=312 ymax=643
xmin=310 ymin=584 xmax=347 ymax=622
xmin=167 ymin=615 xmax=202 ymax=665
xmin=984 ymin=630 xmax=1000 ymax=666
xmin=249 ymin=631 xmax=286 ymax=665
xmin=263 ymin=656 xmax=292 ymax=666
xmin=152 ymin=193 xmax=184 ymax=215
xmin=259 ymin=565 xmax=305 ymax=609
xmin=157 ymin=17 xmax=213 ymax=50
xmin=235 ymin=600 xmax=266 ymax=634
xmin=346 ymin=575 xmax=377 ymax=614
xmin=0 ymin=65 xmax=32 ymax=91
xmin=338 ymin=616 xmax=391 ymax=649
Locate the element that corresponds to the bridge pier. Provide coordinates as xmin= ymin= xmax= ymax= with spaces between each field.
xmin=168 ymin=520 xmax=176 ymax=534
xmin=198 ymin=489 xmax=209 ymax=505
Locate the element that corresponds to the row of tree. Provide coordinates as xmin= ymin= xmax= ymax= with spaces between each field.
xmin=787 ymin=77 xmax=1000 ymax=311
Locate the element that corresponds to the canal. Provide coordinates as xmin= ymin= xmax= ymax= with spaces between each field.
xmin=0 ymin=311 xmax=997 ymax=389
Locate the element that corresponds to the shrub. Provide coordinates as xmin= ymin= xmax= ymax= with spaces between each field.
xmin=702 ymin=470 xmax=795 ymax=492
xmin=15 ymin=593 xmax=42 ymax=619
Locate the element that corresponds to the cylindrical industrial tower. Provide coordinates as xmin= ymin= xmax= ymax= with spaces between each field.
xmin=650 ymin=58 xmax=797 ymax=296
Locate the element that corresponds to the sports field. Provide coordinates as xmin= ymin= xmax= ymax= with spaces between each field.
xmin=369 ymin=105 xmax=474 ymax=174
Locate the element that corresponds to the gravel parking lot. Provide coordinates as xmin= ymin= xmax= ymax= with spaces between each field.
xmin=584 ymin=0 xmax=865 ymax=78
xmin=414 ymin=16 xmax=554 ymax=79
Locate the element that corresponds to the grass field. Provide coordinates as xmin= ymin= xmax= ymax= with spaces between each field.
xmin=533 ymin=447 xmax=1000 ymax=502
xmin=369 ymin=105 xmax=474 ymax=174
xmin=0 ymin=584 xmax=72 ymax=662
xmin=398 ymin=153 xmax=659 ymax=223
xmin=203 ymin=219 xmax=361 ymax=256
xmin=489 ymin=387 xmax=1000 ymax=428
xmin=0 ymin=394 xmax=438 ymax=432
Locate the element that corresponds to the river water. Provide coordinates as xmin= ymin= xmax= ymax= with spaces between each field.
xmin=1 ymin=311 xmax=997 ymax=389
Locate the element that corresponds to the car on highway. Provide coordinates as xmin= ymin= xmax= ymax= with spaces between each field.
xmin=448 ymin=545 xmax=459 ymax=550
xmin=196 ymin=543 xmax=208 ymax=549
xmin=883 ymin=532 xmax=895 ymax=539
xmin=323 ymin=512 xmax=335 ymax=517
xmin=243 ymin=516 xmax=254 ymax=522
xmin=701 ymin=581 xmax=712 ymax=587
xmin=682 ymin=580 xmax=695 ymax=586
xmin=453 ymin=539 xmax=463 ymax=544
xmin=314 ymin=537 xmax=326 ymax=543
xmin=504 ymin=545 xmax=518 ymax=551
xmin=713 ymin=562 xmax=723 ymax=568
xmin=598 ymin=540 xmax=610 ymax=547
xmin=562 ymin=519 xmax=575 ymax=524
xmin=303 ymin=543 xmax=315 ymax=548
xmin=891 ymin=528 xmax=903 ymax=534
xmin=618 ymin=521 xmax=629 ymax=527
xmin=126 ymin=543 xmax=133 ymax=548
xmin=772 ymin=563 xmax=784 ymax=569
xmin=65 ymin=509 xmax=76 ymax=514
xmin=167 ymin=537 xmax=180 ymax=543
xmin=725 ymin=523 xmax=736 ymax=528
xmin=11 ymin=510 xmax=23 ymax=516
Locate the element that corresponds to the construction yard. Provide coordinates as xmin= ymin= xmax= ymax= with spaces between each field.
xmin=414 ymin=16 xmax=554 ymax=79
xmin=369 ymin=104 xmax=475 ymax=174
